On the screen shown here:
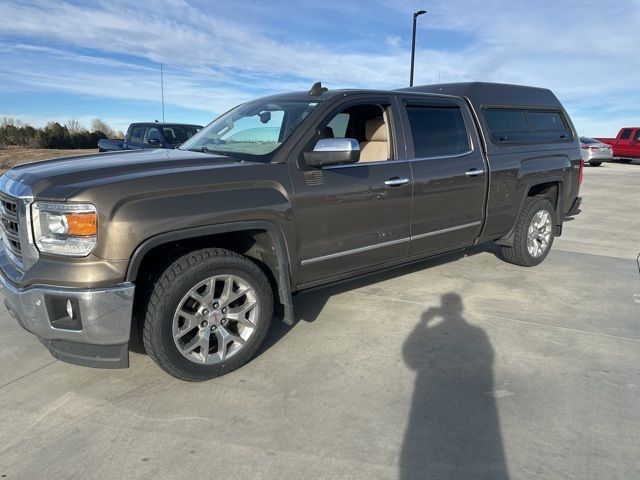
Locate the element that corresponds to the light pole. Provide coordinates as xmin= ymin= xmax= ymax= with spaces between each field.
xmin=410 ymin=10 xmax=427 ymax=87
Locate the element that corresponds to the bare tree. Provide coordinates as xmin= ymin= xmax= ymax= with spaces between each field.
xmin=90 ymin=118 xmax=115 ymax=138
xmin=66 ymin=119 xmax=86 ymax=134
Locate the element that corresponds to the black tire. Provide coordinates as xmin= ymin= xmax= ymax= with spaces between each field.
xmin=619 ymin=159 xmax=633 ymax=163
xmin=501 ymin=196 xmax=556 ymax=267
xmin=589 ymin=161 xmax=602 ymax=167
xmin=142 ymin=248 xmax=273 ymax=381
xmin=98 ymin=148 xmax=105 ymax=153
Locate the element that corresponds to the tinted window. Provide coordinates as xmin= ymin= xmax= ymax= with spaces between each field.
xmin=620 ymin=129 xmax=633 ymax=140
xmin=528 ymin=111 xmax=566 ymax=131
xmin=326 ymin=113 xmax=349 ymax=138
xmin=163 ymin=125 xmax=200 ymax=144
xmin=484 ymin=108 xmax=571 ymax=143
xmin=485 ymin=109 xmax=529 ymax=131
xmin=143 ymin=127 xmax=163 ymax=145
xmin=406 ymin=106 xmax=470 ymax=157
xmin=580 ymin=137 xmax=597 ymax=144
xmin=130 ymin=126 xmax=144 ymax=144
xmin=634 ymin=130 xmax=640 ymax=141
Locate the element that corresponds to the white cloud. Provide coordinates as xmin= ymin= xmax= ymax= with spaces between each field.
xmin=386 ymin=35 xmax=402 ymax=48
xmin=0 ymin=0 xmax=638 ymax=135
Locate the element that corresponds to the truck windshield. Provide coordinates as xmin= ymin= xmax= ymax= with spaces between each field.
xmin=181 ymin=99 xmax=320 ymax=158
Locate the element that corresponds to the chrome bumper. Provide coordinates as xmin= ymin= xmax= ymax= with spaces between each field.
xmin=0 ymin=272 xmax=135 ymax=368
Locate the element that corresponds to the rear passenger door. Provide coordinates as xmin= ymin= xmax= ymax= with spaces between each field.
xmin=399 ymin=97 xmax=487 ymax=254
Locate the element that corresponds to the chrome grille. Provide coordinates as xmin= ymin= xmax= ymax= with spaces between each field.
xmin=0 ymin=192 xmax=23 ymax=262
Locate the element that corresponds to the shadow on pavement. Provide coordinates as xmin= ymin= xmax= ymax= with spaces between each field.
xmin=400 ymin=293 xmax=509 ymax=480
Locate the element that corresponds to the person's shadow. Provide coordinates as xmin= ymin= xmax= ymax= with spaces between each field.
xmin=401 ymin=293 xmax=509 ymax=479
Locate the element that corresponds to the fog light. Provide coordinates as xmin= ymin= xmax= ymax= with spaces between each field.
xmin=45 ymin=296 xmax=82 ymax=331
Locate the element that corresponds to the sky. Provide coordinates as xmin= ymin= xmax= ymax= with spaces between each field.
xmin=0 ymin=0 xmax=638 ymax=137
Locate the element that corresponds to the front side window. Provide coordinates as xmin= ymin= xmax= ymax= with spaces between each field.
xmin=311 ymin=103 xmax=392 ymax=163
xmin=130 ymin=126 xmax=144 ymax=144
xmin=181 ymin=99 xmax=320 ymax=159
xmin=406 ymin=106 xmax=470 ymax=158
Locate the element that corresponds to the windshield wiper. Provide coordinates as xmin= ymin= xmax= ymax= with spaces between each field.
xmin=187 ymin=147 xmax=230 ymax=156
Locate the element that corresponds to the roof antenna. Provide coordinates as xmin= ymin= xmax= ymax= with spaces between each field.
xmin=308 ymin=82 xmax=328 ymax=96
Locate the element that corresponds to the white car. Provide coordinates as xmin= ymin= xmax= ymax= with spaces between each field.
xmin=580 ymin=137 xmax=613 ymax=166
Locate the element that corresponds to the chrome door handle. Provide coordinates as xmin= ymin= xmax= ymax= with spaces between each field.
xmin=465 ymin=169 xmax=484 ymax=177
xmin=385 ymin=177 xmax=410 ymax=186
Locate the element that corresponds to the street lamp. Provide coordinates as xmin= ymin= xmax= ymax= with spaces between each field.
xmin=410 ymin=9 xmax=427 ymax=87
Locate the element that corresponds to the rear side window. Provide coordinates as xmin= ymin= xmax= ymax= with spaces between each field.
xmin=620 ymin=129 xmax=633 ymax=140
xmin=484 ymin=108 xmax=571 ymax=144
xmin=485 ymin=110 xmax=529 ymax=131
xmin=406 ymin=106 xmax=470 ymax=157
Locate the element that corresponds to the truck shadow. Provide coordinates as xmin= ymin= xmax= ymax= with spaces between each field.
xmin=400 ymin=293 xmax=509 ymax=479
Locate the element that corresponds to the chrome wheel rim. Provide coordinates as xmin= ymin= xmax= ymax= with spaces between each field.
xmin=172 ymin=275 xmax=259 ymax=364
xmin=527 ymin=209 xmax=552 ymax=258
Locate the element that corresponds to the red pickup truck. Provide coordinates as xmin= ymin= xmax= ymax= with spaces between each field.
xmin=595 ymin=128 xmax=640 ymax=162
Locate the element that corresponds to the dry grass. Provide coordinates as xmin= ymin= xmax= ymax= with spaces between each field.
xmin=0 ymin=146 xmax=98 ymax=173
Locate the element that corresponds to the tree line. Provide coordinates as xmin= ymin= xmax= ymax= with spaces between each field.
xmin=0 ymin=117 xmax=124 ymax=149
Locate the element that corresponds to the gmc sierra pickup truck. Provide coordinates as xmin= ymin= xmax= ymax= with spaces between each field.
xmin=97 ymin=122 xmax=202 ymax=152
xmin=595 ymin=128 xmax=640 ymax=162
xmin=0 ymin=82 xmax=582 ymax=381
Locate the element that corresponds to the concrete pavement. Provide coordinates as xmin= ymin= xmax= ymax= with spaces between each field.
xmin=0 ymin=160 xmax=639 ymax=479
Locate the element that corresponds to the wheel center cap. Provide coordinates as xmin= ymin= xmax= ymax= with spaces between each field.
xmin=211 ymin=310 xmax=224 ymax=325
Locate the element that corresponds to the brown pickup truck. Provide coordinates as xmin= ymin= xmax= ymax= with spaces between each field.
xmin=0 ymin=82 xmax=582 ymax=381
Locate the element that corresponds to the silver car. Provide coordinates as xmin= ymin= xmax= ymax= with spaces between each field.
xmin=580 ymin=136 xmax=613 ymax=166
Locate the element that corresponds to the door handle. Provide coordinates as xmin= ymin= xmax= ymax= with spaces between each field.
xmin=384 ymin=177 xmax=410 ymax=187
xmin=465 ymin=169 xmax=484 ymax=177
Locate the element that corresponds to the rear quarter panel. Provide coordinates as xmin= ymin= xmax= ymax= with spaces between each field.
xmin=479 ymin=142 xmax=580 ymax=242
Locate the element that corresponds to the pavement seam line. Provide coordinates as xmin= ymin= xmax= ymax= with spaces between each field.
xmin=0 ymin=360 xmax=57 ymax=390
xmin=353 ymin=290 xmax=640 ymax=343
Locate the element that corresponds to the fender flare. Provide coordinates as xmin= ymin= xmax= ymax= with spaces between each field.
xmin=499 ymin=177 xmax=565 ymax=247
xmin=126 ymin=221 xmax=295 ymax=325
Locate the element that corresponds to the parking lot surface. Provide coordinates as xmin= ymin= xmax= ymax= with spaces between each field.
xmin=1 ymin=161 xmax=639 ymax=480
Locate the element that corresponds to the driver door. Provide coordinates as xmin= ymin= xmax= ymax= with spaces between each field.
xmin=288 ymin=97 xmax=413 ymax=286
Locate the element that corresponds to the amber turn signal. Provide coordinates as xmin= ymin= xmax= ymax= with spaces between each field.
xmin=66 ymin=213 xmax=97 ymax=236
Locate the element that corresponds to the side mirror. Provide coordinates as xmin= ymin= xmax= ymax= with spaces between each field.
xmin=304 ymin=138 xmax=360 ymax=167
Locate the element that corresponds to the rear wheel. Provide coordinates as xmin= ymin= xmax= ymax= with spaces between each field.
xmin=142 ymin=248 xmax=273 ymax=381
xmin=501 ymin=196 xmax=556 ymax=267
xmin=589 ymin=161 xmax=602 ymax=167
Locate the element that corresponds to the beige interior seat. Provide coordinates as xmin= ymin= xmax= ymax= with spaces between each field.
xmin=359 ymin=117 xmax=389 ymax=162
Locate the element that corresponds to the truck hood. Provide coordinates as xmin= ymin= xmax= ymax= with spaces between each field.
xmin=3 ymin=148 xmax=239 ymax=200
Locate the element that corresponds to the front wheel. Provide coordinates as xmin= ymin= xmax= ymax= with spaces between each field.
xmin=501 ymin=196 xmax=556 ymax=267
xmin=589 ymin=161 xmax=602 ymax=167
xmin=142 ymin=248 xmax=273 ymax=381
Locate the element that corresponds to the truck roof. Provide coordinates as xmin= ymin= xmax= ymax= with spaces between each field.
xmin=258 ymin=82 xmax=564 ymax=112
xmin=397 ymin=82 xmax=564 ymax=111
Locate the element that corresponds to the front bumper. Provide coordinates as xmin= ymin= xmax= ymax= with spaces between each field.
xmin=0 ymin=272 xmax=135 ymax=368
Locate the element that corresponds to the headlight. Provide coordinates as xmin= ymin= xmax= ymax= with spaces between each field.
xmin=31 ymin=202 xmax=97 ymax=256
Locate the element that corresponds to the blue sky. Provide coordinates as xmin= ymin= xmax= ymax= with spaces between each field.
xmin=0 ymin=0 xmax=638 ymax=136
